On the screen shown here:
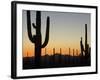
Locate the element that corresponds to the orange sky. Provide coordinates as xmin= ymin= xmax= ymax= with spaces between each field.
xmin=22 ymin=32 xmax=82 ymax=57
xmin=22 ymin=43 xmax=81 ymax=57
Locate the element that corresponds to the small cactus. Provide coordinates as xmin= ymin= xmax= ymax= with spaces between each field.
xmin=76 ymin=49 xmax=78 ymax=56
xmin=80 ymin=37 xmax=84 ymax=56
xmin=60 ymin=48 xmax=62 ymax=54
xmin=53 ymin=48 xmax=55 ymax=55
xmin=73 ymin=49 xmax=75 ymax=56
xmin=69 ymin=48 xmax=70 ymax=56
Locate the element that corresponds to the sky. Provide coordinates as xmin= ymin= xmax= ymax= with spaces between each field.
xmin=22 ymin=10 xmax=91 ymax=57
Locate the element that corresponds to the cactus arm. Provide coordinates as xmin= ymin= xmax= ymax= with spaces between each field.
xmin=41 ymin=16 xmax=50 ymax=48
xmin=27 ymin=10 xmax=35 ymax=43
xmin=32 ymin=23 xmax=36 ymax=28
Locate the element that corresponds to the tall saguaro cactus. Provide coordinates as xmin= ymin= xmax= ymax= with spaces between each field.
xmin=80 ymin=24 xmax=89 ymax=57
xmin=85 ymin=24 xmax=88 ymax=56
xmin=27 ymin=11 xmax=50 ymax=67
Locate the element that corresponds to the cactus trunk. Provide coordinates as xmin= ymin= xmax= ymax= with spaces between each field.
xmin=85 ymin=24 xmax=88 ymax=56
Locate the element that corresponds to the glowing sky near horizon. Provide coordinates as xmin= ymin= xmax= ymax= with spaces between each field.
xmin=22 ymin=10 xmax=91 ymax=57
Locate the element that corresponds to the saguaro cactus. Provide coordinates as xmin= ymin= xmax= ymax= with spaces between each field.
xmin=80 ymin=37 xmax=84 ymax=56
xmin=85 ymin=24 xmax=88 ymax=56
xmin=27 ymin=11 xmax=50 ymax=67
xmin=80 ymin=24 xmax=89 ymax=57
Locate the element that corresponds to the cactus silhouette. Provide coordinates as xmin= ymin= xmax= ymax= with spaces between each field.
xmin=59 ymin=48 xmax=62 ymax=63
xmin=76 ymin=49 xmax=78 ymax=56
xmin=80 ymin=37 xmax=84 ymax=56
xmin=80 ymin=24 xmax=90 ymax=57
xmin=27 ymin=11 xmax=50 ymax=67
xmin=85 ymin=24 xmax=89 ymax=56
xmin=60 ymin=48 xmax=62 ymax=54
xmin=69 ymin=48 xmax=70 ymax=56
xmin=73 ymin=49 xmax=75 ymax=56
xmin=53 ymin=48 xmax=55 ymax=55
xmin=53 ymin=48 xmax=55 ymax=63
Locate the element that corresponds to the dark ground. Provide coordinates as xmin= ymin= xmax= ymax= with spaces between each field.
xmin=23 ymin=54 xmax=90 ymax=69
